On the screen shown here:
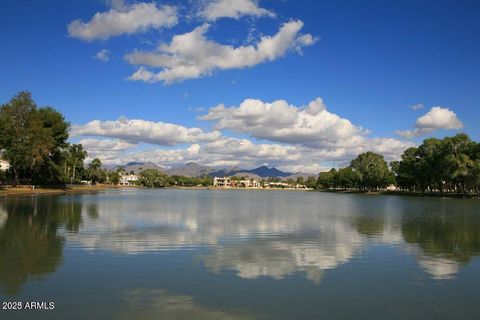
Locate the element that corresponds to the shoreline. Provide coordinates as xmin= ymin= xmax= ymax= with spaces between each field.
xmin=166 ymin=186 xmax=313 ymax=192
xmin=2 ymin=185 xmax=477 ymax=200
xmin=317 ymin=189 xmax=480 ymax=199
xmin=0 ymin=184 xmax=113 ymax=198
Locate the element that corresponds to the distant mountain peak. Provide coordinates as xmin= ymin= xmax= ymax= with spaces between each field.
xmin=125 ymin=161 xmax=144 ymax=166
xmin=121 ymin=162 xmax=294 ymax=179
xmin=247 ymin=166 xmax=291 ymax=178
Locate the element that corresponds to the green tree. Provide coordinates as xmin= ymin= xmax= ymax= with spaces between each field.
xmin=0 ymin=92 xmax=53 ymax=184
xmin=65 ymin=144 xmax=87 ymax=184
xmin=86 ymin=158 xmax=105 ymax=184
xmin=34 ymin=107 xmax=71 ymax=184
xmin=296 ymin=176 xmax=304 ymax=185
xmin=317 ymin=169 xmax=336 ymax=189
xmin=107 ymin=170 xmax=121 ymax=185
xmin=391 ymin=147 xmax=418 ymax=191
xmin=139 ymin=169 xmax=168 ymax=187
xmin=350 ymin=152 xmax=394 ymax=190
xmin=0 ymin=91 xmax=70 ymax=185
xmin=336 ymin=167 xmax=361 ymax=190
xmin=392 ymin=133 xmax=480 ymax=194
xmin=305 ymin=176 xmax=317 ymax=188
xmin=200 ymin=175 xmax=213 ymax=186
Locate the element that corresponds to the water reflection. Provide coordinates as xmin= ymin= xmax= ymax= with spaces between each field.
xmin=401 ymin=207 xmax=480 ymax=279
xmin=67 ymin=190 xmax=480 ymax=283
xmin=1 ymin=190 xmax=480 ymax=297
xmin=116 ymin=289 xmax=261 ymax=320
xmin=202 ymin=231 xmax=364 ymax=284
xmin=0 ymin=196 xmax=84 ymax=295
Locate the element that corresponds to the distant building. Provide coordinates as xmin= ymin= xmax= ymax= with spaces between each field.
xmin=213 ymin=177 xmax=231 ymax=187
xmin=386 ymin=184 xmax=397 ymax=191
xmin=239 ymin=179 xmax=261 ymax=188
xmin=120 ymin=173 xmax=139 ymax=186
xmin=0 ymin=159 xmax=10 ymax=171
xmin=295 ymin=184 xmax=308 ymax=189
xmin=267 ymin=182 xmax=290 ymax=188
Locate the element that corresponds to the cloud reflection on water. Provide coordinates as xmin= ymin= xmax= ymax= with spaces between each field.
xmin=1 ymin=189 xmax=479 ymax=295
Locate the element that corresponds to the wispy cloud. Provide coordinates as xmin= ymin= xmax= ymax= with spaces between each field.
xmin=410 ymin=103 xmax=424 ymax=110
xmin=93 ymin=49 xmax=110 ymax=62
xmin=68 ymin=2 xmax=178 ymax=41
xmin=198 ymin=0 xmax=275 ymax=21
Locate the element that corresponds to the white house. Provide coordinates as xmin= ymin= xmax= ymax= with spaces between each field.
xmin=0 ymin=159 xmax=10 ymax=171
xmin=213 ymin=177 xmax=231 ymax=187
xmin=268 ymin=182 xmax=291 ymax=188
xmin=239 ymin=179 xmax=261 ymax=188
xmin=120 ymin=173 xmax=139 ymax=186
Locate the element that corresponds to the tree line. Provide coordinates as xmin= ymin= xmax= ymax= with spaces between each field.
xmin=0 ymin=91 xmax=87 ymax=185
xmin=391 ymin=133 xmax=480 ymax=194
xmin=0 ymin=92 xmax=121 ymax=186
xmin=316 ymin=134 xmax=480 ymax=196
xmin=1 ymin=91 xmax=479 ymax=195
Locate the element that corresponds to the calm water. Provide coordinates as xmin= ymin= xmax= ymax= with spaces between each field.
xmin=1 ymin=189 xmax=480 ymax=319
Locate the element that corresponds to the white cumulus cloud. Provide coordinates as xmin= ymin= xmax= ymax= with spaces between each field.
xmin=198 ymin=0 xmax=275 ymax=21
xmin=199 ymin=97 xmax=414 ymax=167
xmin=396 ymin=106 xmax=463 ymax=138
xmin=71 ymin=97 xmax=415 ymax=173
xmin=125 ymin=20 xmax=317 ymax=83
xmin=200 ymin=97 xmax=364 ymax=148
xmin=71 ymin=118 xmax=221 ymax=146
xmin=68 ymin=2 xmax=178 ymax=41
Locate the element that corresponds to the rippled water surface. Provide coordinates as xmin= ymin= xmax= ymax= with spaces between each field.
xmin=1 ymin=189 xmax=480 ymax=319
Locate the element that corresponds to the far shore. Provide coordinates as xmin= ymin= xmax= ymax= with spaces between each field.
xmin=2 ymin=184 xmax=478 ymax=200
xmin=0 ymin=184 xmax=113 ymax=197
xmin=166 ymin=186 xmax=313 ymax=192
xmin=318 ymin=189 xmax=480 ymax=199
xmin=0 ymin=184 xmax=314 ymax=198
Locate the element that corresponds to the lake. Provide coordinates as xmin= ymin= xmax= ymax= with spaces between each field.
xmin=1 ymin=189 xmax=480 ymax=319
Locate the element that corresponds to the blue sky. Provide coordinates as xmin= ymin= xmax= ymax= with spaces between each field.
xmin=1 ymin=0 xmax=479 ymax=172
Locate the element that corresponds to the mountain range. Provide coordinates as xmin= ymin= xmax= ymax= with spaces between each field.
xmin=114 ymin=162 xmax=312 ymax=179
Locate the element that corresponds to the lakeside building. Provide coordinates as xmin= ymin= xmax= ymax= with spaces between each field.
xmin=213 ymin=176 xmax=307 ymax=189
xmin=213 ymin=177 xmax=231 ymax=187
xmin=0 ymin=159 xmax=10 ymax=171
xmin=267 ymin=182 xmax=290 ymax=188
xmin=239 ymin=179 xmax=261 ymax=188
xmin=120 ymin=173 xmax=139 ymax=186
xmin=267 ymin=182 xmax=309 ymax=189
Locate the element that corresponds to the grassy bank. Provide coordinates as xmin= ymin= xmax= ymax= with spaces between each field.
xmin=317 ymin=189 xmax=479 ymax=199
xmin=0 ymin=184 xmax=113 ymax=197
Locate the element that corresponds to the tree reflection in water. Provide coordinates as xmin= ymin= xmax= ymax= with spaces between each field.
xmin=0 ymin=196 xmax=84 ymax=295
xmin=402 ymin=209 xmax=480 ymax=263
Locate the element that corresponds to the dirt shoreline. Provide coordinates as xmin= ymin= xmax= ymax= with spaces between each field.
xmin=0 ymin=185 xmax=313 ymax=197
xmin=0 ymin=184 xmax=113 ymax=197
xmin=4 ymin=185 xmax=472 ymax=199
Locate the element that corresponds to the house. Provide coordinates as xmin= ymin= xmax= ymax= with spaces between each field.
xmin=0 ymin=159 xmax=10 ymax=171
xmin=295 ymin=184 xmax=308 ymax=189
xmin=239 ymin=179 xmax=261 ymax=188
xmin=268 ymin=182 xmax=291 ymax=189
xmin=386 ymin=184 xmax=397 ymax=191
xmin=213 ymin=176 xmax=231 ymax=187
xmin=120 ymin=173 xmax=139 ymax=186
